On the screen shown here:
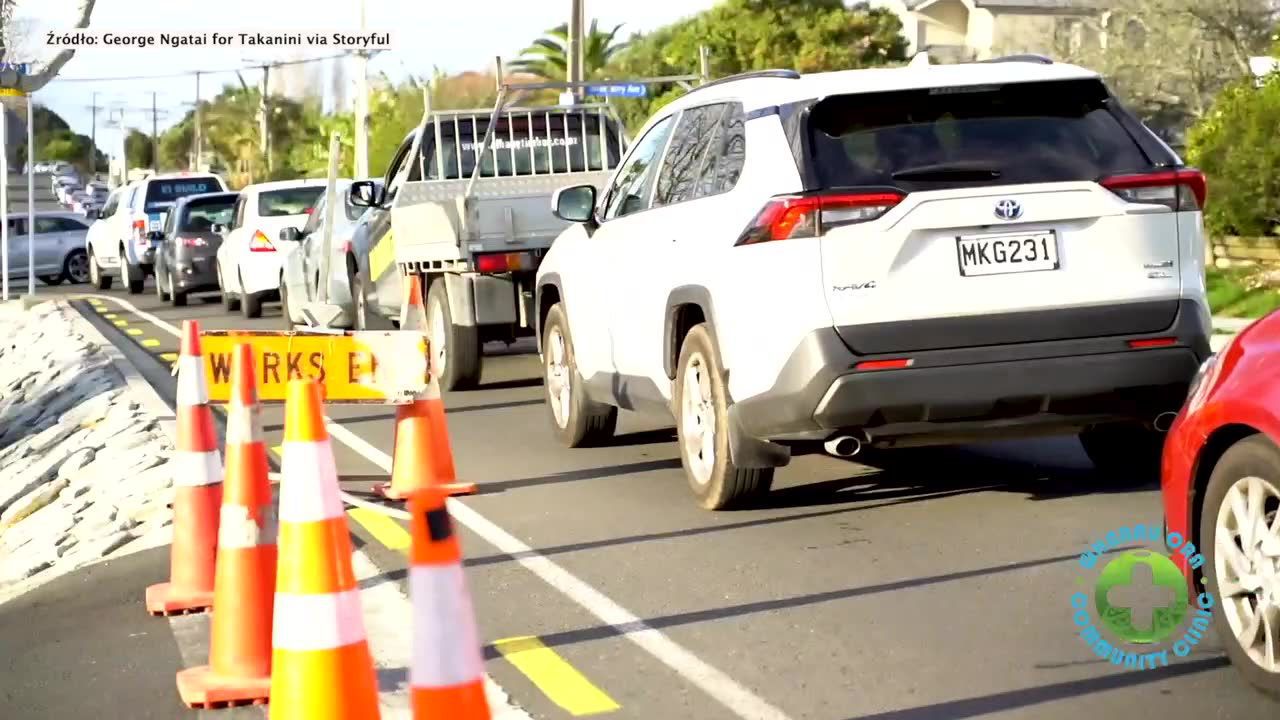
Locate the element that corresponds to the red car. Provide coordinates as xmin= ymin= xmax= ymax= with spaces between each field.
xmin=1162 ymin=309 xmax=1280 ymax=697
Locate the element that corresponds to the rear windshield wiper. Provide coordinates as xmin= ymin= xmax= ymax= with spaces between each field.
xmin=891 ymin=163 xmax=1002 ymax=182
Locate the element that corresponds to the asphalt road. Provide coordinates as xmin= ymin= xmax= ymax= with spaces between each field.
xmin=9 ymin=276 xmax=1278 ymax=719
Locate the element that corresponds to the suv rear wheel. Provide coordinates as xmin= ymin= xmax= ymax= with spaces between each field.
xmin=119 ymin=248 xmax=143 ymax=294
xmin=426 ymin=279 xmax=481 ymax=391
xmin=542 ymin=303 xmax=616 ymax=447
xmin=675 ymin=324 xmax=773 ymax=510
xmin=1078 ymin=422 xmax=1164 ymax=483
xmin=89 ymin=252 xmax=112 ymax=290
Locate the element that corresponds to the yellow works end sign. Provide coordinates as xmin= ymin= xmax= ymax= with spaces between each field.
xmin=200 ymin=330 xmax=430 ymax=404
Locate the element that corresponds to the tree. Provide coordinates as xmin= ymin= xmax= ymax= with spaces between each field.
xmin=604 ymin=0 xmax=908 ymax=130
xmin=508 ymin=20 xmax=630 ymax=81
xmin=124 ymin=128 xmax=154 ymax=170
xmin=0 ymin=0 xmax=98 ymax=92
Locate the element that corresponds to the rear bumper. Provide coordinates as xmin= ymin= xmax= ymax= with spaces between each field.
xmin=170 ymin=258 xmax=219 ymax=292
xmin=728 ymin=299 xmax=1210 ymax=465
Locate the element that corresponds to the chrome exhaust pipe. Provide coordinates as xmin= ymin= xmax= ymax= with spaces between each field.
xmin=1153 ymin=412 xmax=1178 ymax=433
xmin=823 ymin=435 xmax=862 ymax=458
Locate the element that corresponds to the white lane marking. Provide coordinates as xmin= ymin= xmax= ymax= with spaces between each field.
xmin=87 ymin=294 xmax=796 ymax=720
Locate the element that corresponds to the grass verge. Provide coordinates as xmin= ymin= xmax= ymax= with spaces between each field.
xmin=1207 ymin=265 xmax=1280 ymax=319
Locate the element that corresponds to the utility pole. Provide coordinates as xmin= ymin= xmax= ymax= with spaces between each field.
xmin=85 ymin=91 xmax=102 ymax=174
xmin=193 ymin=71 xmax=202 ymax=171
xmin=259 ymin=65 xmax=271 ymax=176
xmin=353 ymin=0 xmax=369 ymax=178
xmin=568 ymin=0 xmax=584 ymax=96
xmin=151 ymin=91 xmax=158 ymax=173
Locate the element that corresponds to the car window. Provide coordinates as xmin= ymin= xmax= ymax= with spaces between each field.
xmin=602 ymin=115 xmax=676 ymax=221
xmin=231 ymin=196 xmax=246 ymax=229
xmin=302 ymin=195 xmax=326 ymax=235
xmin=180 ymin=198 xmax=235 ymax=232
xmin=55 ymin=217 xmax=89 ymax=232
xmin=162 ymin=209 xmax=177 ymax=237
xmin=126 ymin=186 xmax=139 ymax=211
xmin=35 ymin=217 xmax=61 ymax=234
xmin=258 ymin=187 xmax=324 ymax=217
xmin=7 ymin=218 xmax=27 ymax=235
xmin=806 ymin=79 xmax=1152 ymax=192
xmin=424 ymin=112 xmax=625 ymax=180
xmin=100 ymin=191 xmax=120 ymax=218
xmin=383 ymin=137 xmax=416 ymax=202
xmin=143 ymin=177 xmax=222 ymax=213
xmin=654 ymin=104 xmax=731 ymax=208
xmin=706 ymin=103 xmax=746 ymax=196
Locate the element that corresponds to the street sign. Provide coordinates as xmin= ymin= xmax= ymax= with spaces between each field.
xmin=584 ymin=83 xmax=647 ymax=99
xmin=200 ymin=330 xmax=430 ymax=404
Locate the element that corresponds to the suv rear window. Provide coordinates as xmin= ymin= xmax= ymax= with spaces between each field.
xmin=421 ymin=112 xmax=624 ymax=180
xmin=806 ymin=79 xmax=1154 ymax=192
xmin=180 ymin=197 xmax=235 ymax=232
xmin=144 ymin=177 xmax=222 ymax=212
xmin=258 ymin=187 xmax=324 ymax=217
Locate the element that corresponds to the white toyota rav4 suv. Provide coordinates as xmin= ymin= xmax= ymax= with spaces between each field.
xmin=535 ymin=56 xmax=1213 ymax=510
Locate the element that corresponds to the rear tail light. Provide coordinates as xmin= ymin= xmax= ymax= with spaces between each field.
xmin=1128 ymin=337 xmax=1177 ymax=349
xmin=339 ymin=240 xmax=352 ymax=254
xmin=1100 ymin=169 xmax=1207 ymax=211
xmin=855 ymin=358 xmax=913 ymax=371
xmin=736 ymin=191 xmax=905 ymax=245
xmin=177 ymin=236 xmax=207 ymax=248
xmin=248 ymin=230 xmax=276 ymax=253
xmin=132 ymin=218 xmax=147 ymax=243
xmin=475 ymin=252 xmax=534 ymax=274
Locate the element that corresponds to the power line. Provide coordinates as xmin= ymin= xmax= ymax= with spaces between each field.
xmin=48 ymin=51 xmax=356 ymax=84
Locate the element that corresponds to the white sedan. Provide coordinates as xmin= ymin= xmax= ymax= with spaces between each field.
xmin=215 ymin=179 xmax=327 ymax=319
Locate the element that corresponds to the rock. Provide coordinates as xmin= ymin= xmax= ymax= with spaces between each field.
xmin=0 ymin=478 xmax=69 ymax=527
xmin=56 ymin=448 xmax=96 ymax=481
xmin=0 ymin=546 xmax=57 ymax=583
xmin=0 ymin=444 xmax=75 ymax=516
xmin=127 ymin=499 xmax=170 ymax=527
xmin=26 ymin=419 xmax=78 ymax=454
xmin=74 ymin=502 xmax=117 ymax=528
xmin=62 ymin=390 xmax=118 ymax=427
xmin=67 ymin=530 xmax=132 ymax=563
xmin=0 ymin=503 xmax=74 ymax=554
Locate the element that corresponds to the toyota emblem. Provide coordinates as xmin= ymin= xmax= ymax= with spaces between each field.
xmin=994 ymin=199 xmax=1023 ymax=221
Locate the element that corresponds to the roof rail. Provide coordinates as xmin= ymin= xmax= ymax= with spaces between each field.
xmin=979 ymin=54 xmax=1054 ymax=65
xmin=685 ymin=69 xmax=801 ymax=96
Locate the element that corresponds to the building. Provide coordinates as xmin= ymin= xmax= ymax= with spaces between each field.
xmin=872 ymin=0 xmax=1106 ymax=62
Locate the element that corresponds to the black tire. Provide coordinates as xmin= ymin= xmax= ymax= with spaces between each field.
xmin=61 ymin=249 xmax=90 ymax=284
xmin=119 ymin=248 xmax=143 ymax=294
xmin=219 ymin=265 xmax=240 ymax=312
xmin=171 ymin=287 xmax=188 ymax=307
xmin=39 ymin=274 xmax=64 ymax=286
xmin=674 ymin=324 xmax=774 ymax=510
xmin=1198 ymin=434 xmax=1280 ymax=699
xmin=1079 ymin=423 xmax=1165 ymax=484
xmin=426 ymin=278 xmax=482 ymax=391
xmin=279 ymin=280 xmax=294 ymax=329
xmin=541 ymin=303 xmax=617 ymax=447
xmin=89 ymin=252 xmax=112 ymax=290
xmin=242 ymin=282 xmax=264 ymax=319
xmin=154 ymin=264 xmax=170 ymax=302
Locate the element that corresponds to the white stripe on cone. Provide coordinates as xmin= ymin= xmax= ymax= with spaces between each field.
xmin=224 ymin=404 xmax=264 ymax=445
xmin=175 ymin=356 xmax=209 ymax=406
xmin=278 ymin=440 xmax=345 ymax=523
xmin=410 ymin=564 xmax=485 ymax=688
xmin=272 ymin=588 xmax=368 ymax=651
xmin=172 ymin=450 xmax=223 ymax=487
xmin=218 ymin=504 xmax=277 ymax=549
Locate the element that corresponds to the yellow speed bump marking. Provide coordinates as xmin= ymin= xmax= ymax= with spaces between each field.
xmin=141 ymin=338 xmax=161 ymax=348
xmin=493 ymin=636 xmax=620 ymax=715
xmin=346 ymin=508 xmax=411 ymax=551
xmin=160 ymin=352 xmax=178 ymax=362
xmin=270 ymin=444 xmax=283 ymax=457
xmin=112 ymin=319 xmax=128 ymax=327
xmin=126 ymin=328 xmax=143 ymax=336
xmin=103 ymin=312 xmax=118 ymax=319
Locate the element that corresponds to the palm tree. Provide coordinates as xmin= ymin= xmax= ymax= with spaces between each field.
xmin=508 ymin=20 xmax=629 ymax=81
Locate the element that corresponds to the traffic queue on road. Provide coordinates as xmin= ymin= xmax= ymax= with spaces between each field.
xmin=44 ymin=53 xmax=1280 ymax=701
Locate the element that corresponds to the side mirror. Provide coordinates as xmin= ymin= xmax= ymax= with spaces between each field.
xmin=96 ymin=209 xmax=106 ymax=220
xmin=552 ymin=185 xmax=597 ymax=224
xmin=279 ymin=227 xmax=302 ymax=242
xmin=349 ymin=180 xmax=381 ymax=208
xmin=212 ymin=223 xmax=227 ymax=235
xmin=147 ymin=230 xmax=164 ymax=241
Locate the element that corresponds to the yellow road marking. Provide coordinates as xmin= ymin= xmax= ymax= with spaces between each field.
xmin=493 ymin=636 xmax=621 ymax=716
xmin=112 ymin=319 xmax=128 ymax=327
xmin=126 ymin=328 xmax=143 ymax=336
xmin=271 ymin=444 xmax=283 ymax=456
xmin=346 ymin=508 xmax=411 ymax=551
xmin=160 ymin=352 xmax=178 ymax=362
xmin=103 ymin=313 xmax=118 ymax=319
xmin=141 ymin=338 xmax=161 ymax=348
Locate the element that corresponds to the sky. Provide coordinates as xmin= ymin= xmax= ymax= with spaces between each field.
xmin=17 ymin=0 xmax=721 ymax=156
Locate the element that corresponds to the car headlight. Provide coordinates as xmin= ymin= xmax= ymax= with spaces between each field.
xmin=1186 ymin=353 xmax=1218 ymax=402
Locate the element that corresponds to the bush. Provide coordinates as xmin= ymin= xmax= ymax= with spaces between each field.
xmin=1186 ymin=73 xmax=1280 ymax=237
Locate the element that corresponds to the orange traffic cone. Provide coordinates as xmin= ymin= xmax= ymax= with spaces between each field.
xmin=270 ymin=379 xmax=380 ymax=720
xmin=147 ymin=320 xmax=222 ymax=616
xmin=408 ymin=488 xmax=490 ymax=720
xmin=377 ymin=276 xmax=475 ymax=500
xmin=176 ymin=344 xmax=276 ymax=707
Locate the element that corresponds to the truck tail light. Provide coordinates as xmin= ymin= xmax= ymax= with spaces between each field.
xmin=249 ymin=230 xmax=276 ymax=253
xmin=736 ymin=190 xmax=905 ymax=246
xmin=133 ymin=218 xmax=147 ymax=244
xmin=1100 ymin=169 xmax=1207 ymax=211
xmin=475 ymin=251 xmax=534 ymax=273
